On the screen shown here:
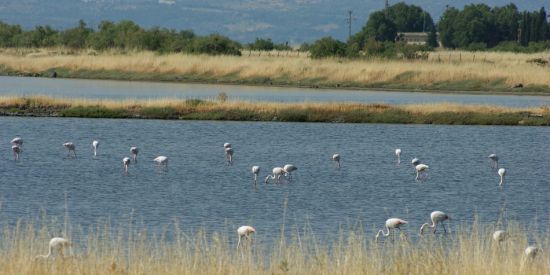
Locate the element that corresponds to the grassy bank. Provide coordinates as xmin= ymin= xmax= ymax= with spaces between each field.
xmin=0 ymin=96 xmax=549 ymax=126
xmin=1 ymin=48 xmax=550 ymax=94
xmin=0 ymin=218 xmax=548 ymax=274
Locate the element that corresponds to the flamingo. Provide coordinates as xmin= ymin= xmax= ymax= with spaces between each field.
xmin=332 ymin=154 xmax=341 ymax=169
xmin=63 ymin=142 xmax=76 ymax=158
xmin=123 ymin=157 xmax=130 ymax=173
xmin=411 ymin=158 xmax=420 ymax=166
xmin=11 ymin=136 xmax=23 ymax=147
xmin=236 ymin=225 xmax=255 ymax=250
xmin=283 ymin=164 xmax=297 ymax=181
xmin=493 ymin=230 xmax=506 ymax=242
xmin=498 ymin=168 xmax=506 ymax=186
xmin=92 ymin=140 xmax=99 ymax=156
xmin=225 ymin=147 xmax=234 ymax=165
xmin=375 ymin=218 xmax=408 ymax=241
xmin=251 ymin=166 xmax=260 ymax=185
xmin=35 ymin=237 xmax=71 ymax=260
xmin=415 ymin=164 xmax=429 ymax=181
xmin=224 ymin=143 xmax=231 ymax=149
xmin=265 ymin=167 xmax=285 ymax=184
xmin=12 ymin=144 xmax=21 ymax=161
xmin=395 ymin=148 xmax=401 ymax=164
xmin=524 ymin=246 xmax=541 ymax=260
xmin=420 ymin=211 xmax=450 ymax=235
xmin=130 ymin=147 xmax=139 ymax=162
xmin=488 ymin=154 xmax=499 ymax=169
xmin=154 ymin=156 xmax=168 ymax=166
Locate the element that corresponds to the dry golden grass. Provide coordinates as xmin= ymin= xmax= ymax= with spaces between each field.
xmin=0 ymin=95 xmax=546 ymax=115
xmin=0 ymin=218 xmax=548 ymax=275
xmin=0 ymin=48 xmax=549 ymax=90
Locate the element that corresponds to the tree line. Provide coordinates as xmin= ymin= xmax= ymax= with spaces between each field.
xmin=0 ymin=2 xmax=549 ymax=58
xmin=308 ymin=3 xmax=550 ymax=58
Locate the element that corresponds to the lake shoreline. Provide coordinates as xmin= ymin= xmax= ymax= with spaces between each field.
xmin=1 ymin=96 xmax=548 ymax=126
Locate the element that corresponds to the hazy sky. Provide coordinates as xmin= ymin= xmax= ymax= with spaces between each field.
xmin=0 ymin=1 xmax=547 ymax=44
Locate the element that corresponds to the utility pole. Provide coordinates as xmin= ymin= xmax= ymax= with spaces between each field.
xmin=346 ymin=10 xmax=355 ymax=40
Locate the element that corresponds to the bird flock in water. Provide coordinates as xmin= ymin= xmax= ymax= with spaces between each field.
xmin=7 ymin=136 xmax=541 ymax=262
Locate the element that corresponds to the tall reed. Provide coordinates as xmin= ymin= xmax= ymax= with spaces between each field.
xmin=0 ymin=217 xmax=547 ymax=274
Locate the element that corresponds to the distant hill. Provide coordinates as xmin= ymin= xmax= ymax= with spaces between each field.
xmin=0 ymin=0 xmax=547 ymax=44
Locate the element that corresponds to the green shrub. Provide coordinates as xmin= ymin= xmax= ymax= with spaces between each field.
xmin=309 ymin=37 xmax=347 ymax=58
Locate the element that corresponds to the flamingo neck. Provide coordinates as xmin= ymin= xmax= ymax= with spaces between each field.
xmin=420 ymin=223 xmax=432 ymax=235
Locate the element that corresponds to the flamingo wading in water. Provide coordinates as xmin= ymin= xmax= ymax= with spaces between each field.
xmin=130 ymin=147 xmax=139 ymax=162
xmin=498 ymin=168 xmax=506 ymax=186
xmin=415 ymin=164 xmax=429 ymax=181
xmin=225 ymin=147 xmax=234 ymax=165
xmin=237 ymin=225 xmax=255 ymax=249
xmin=11 ymin=136 xmax=23 ymax=147
xmin=154 ymin=156 xmax=168 ymax=166
xmin=123 ymin=157 xmax=130 ymax=173
xmin=375 ymin=218 xmax=408 ymax=241
xmin=332 ymin=154 xmax=341 ymax=169
xmin=265 ymin=167 xmax=285 ymax=184
xmin=35 ymin=237 xmax=71 ymax=260
xmin=420 ymin=211 xmax=450 ymax=235
xmin=395 ymin=149 xmax=401 ymax=164
xmin=12 ymin=145 xmax=21 ymax=161
xmin=92 ymin=140 xmax=99 ymax=156
xmin=488 ymin=154 xmax=499 ymax=169
xmin=252 ymin=166 xmax=260 ymax=185
xmin=63 ymin=142 xmax=76 ymax=158
xmin=283 ymin=164 xmax=297 ymax=181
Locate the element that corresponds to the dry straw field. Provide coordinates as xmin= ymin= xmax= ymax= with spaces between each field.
xmin=0 ymin=218 xmax=548 ymax=275
xmin=0 ymin=96 xmax=549 ymax=125
xmin=0 ymin=48 xmax=549 ymax=92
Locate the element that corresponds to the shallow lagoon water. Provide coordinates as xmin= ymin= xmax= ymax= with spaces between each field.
xmin=2 ymin=76 xmax=550 ymax=107
xmin=0 ymin=117 xmax=549 ymax=241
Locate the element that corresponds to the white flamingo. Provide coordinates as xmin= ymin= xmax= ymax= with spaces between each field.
xmin=252 ymin=166 xmax=260 ymax=185
xmin=154 ymin=156 xmax=168 ymax=166
xmin=130 ymin=147 xmax=139 ymax=162
xmin=224 ymin=142 xmax=231 ymax=149
xmin=332 ymin=154 xmax=341 ymax=169
xmin=415 ymin=164 xmax=429 ymax=181
xmin=12 ymin=144 xmax=21 ymax=161
xmin=154 ymin=156 xmax=168 ymax=165
xmin=63 ymin=142 xmax=76 ymax=158
xmin=92 ymin=140 xmax=99 ymax=156
xmin=498 ymin=168 xmax=506 ymax=186
xmin=524 ymin=246 xmax=541 ymax=260
xmin=411 ymin=158 xmax=420 ymax=166
xmin=225 ymin=147 xmax=234 ymax=165
xmin=488 ymin=153 xmax=499 ymax=169
xmin=237 ymin=225 xmax=255 ymax=250
xmin=11 ymin=136 xmax=23 ymax=147
xmin=493 ymin=230 xmax=506 ymax=242
xmin=420 ymin=211 xmax=450 ymax=235
xmin=123 ymin=157 xmax=131 ymax=173
xmin=265 ymin=167 xmax=285 ymax=184
xmin=395 ymin=148 xmax=401 ymax=164
xmin=283 ymin=164 xmax=297 ymax=181
xmin=35 ymin=237 xmax=71 ymax=260
xmin=375 ymin=218 xmax=408 ymax=241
